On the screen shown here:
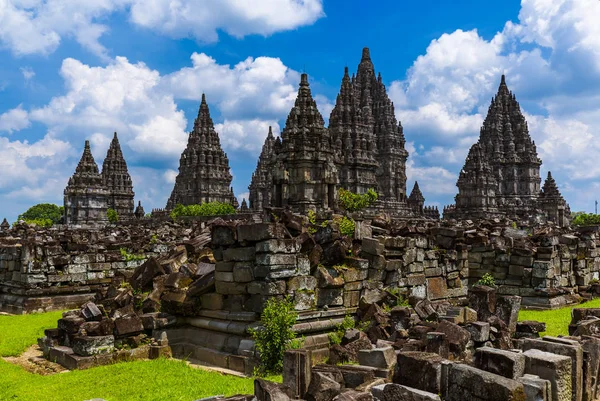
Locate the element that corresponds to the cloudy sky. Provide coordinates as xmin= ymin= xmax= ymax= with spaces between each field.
xmin=1 ymin=0 xmax=599 ymax=222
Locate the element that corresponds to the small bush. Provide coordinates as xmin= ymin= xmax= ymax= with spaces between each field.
xmin=22 ymin=218 xmax=54 ymax=228
xmin=170 ymin=202 xmax=236 ymax=219
xmin=120 ymin=248 xmax=145 ymax=262
xmin=17 ymin=203 xmax=63 ymax=225
xmin=476 ymin=273 xmax=496 ymax=287
xmin=107 ymin=208 xmax=119 ymax=223
xmin=338 ymin=188 xmax=378 ymax=212
xmin=337 ymin=216 xmax=356 ymax=237
xmin=249 ymin=296 xmax=298 ymax=375
xmin=572 ymin=213 xmax=600 ymax=226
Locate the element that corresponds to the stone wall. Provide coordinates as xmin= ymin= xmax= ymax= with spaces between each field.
xmin=0 ymin=221 xmax=210 ymax=313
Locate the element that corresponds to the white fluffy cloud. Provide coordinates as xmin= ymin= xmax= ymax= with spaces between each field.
xmin=0 ymin=0 xmax=324 ymax=57
xmin=215 ymin=120 xmax=280 ymax=155
xmin=389 ymin=0 xmax=600 ymax=212
xmin=29 ymin=56 xmax=188 ymax=161
xmin=163 ymin=52 xmax=301 ymax=119
xmin=0 ymin=105 xmax=30 ymax=133
xmin=128 ymin=0 xmax=324 ymax=42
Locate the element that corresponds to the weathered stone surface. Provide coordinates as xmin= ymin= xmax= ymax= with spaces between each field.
xmin=306 ymin=371 xmax=342 ymax=401
xmin=394 ymin=352 xmax=445 ymax=394
xmin=466 ymin=321 xmax=490 ymax=342
xmin=113 ymin=315 xmax=143 ymax=337
xmin=254 ymin=378 xmax=293 ymax=401
xmin=474 ymin=347 xmax=525 ymax=379
xmin=381 ymin=384 xmax=441 ymax=401
xmin=72 ymin=335 xmax=114 ymax=356
xmin=445 ymin=363 xmax=526 ymax=401
xmin=357 ymin=347 xmax=396 ymax=369
xmin=523 ymin=349 xmax=572 ymax=401
xmin=517 ymin=374 xmax=551 ymax=401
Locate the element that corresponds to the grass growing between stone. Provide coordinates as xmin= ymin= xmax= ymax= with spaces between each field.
xmin=0 ymin=311 xmax=259 ymax=401
xmin=518 ymin=298 xmax=600 ymax=337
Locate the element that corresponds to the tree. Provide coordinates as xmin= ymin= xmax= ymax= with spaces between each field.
xmin=17 ymin=203 xmax=64 ymax=226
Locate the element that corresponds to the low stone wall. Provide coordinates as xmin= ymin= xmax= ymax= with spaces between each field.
xmin=0 ymin=221 xmax=209 ymax=313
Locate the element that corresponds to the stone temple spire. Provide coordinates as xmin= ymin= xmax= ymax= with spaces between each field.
xmin=102 ymin=132 xmax=135 ymax=220
xmin=134 ymin=201 xmax=145 ymax=219
xmin=407 ymin=181 xmax=425 ymax=214
xmin=249 ymin=126 xmax=277 ymax=211
xmin=273 ymin=73 xmax=338 ymax=212
xmin=353 ymin=47 xmax=409 ymax=205
xmin=1 ymin=218 xmax=9 ymax=231
xmin=166 ymin=94 xmax=237 ymax=209
xmin=538 ymin=171 xmax=570 ymax=226
xmin=329 ymin=61 xmax=378 ymax=194
xmin=64 ymin=140 xmax=109 ymax=225
xmin=448 ymin=75 xmax=546 ymax=220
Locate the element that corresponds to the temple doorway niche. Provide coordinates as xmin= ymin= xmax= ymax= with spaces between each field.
xmin=328 ymin=184 xmax=335 ymax=209
xmin=275 ymin=184 xmax=283 ymax=207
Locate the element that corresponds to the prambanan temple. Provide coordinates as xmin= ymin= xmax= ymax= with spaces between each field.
xmin=61 ymin=48 xmax=570 ymax=226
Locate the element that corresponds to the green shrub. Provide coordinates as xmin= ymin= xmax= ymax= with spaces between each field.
xmin=170 ymin=202 xmax=236 ymax=219
xmin=107 ymin=208 xmax=119 ymax=223
xmin=17 ymin=203 xmax=64 ymax=226
xmin=476 ymin=273 xmax=496 ymax=287
xmin=572 ymin=213 xmax=600 ymax=226
xmin=328 ymin=315 xmax=357 ymax=345
xmin=22 ymin=218 xmax=54 ymax=228
xmin=120 ymin=248 xmax=145 ymax=262
xmin=249 ymin=296 xmax=298 ymax=375
xmin=338 ymin=188 xmax=378 ymax=212
xmin=337 ymin=215 xmax=356 ymax=237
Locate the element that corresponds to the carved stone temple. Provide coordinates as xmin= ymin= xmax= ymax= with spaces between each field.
xmin=64 ymin=140 xmax=110 ymax=225
xmin=64 ymin=134 xmax=136 ymax=225
xmin=166 ymin=94 xmax=238 ymax=210
xmin=248 ymin=48 xmax=425 ymax=217
xmin=102 ymin=132 xmax=135 ymax=220
xmin=444 ymin=75 xmax=570 ymax=225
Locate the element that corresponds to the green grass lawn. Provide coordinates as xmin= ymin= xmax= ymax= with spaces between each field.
xmin=518 ymin=298 xmax=600 ymax=337
xmin=0 ymin=311 xmax=258 ymax=401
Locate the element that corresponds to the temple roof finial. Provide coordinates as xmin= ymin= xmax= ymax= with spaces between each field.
xmin=300 ymin=73 xmax=309 ymax=87
xmin=361 ymin=47 xmax=371 ymax=61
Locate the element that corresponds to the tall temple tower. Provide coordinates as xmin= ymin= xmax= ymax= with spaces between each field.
xmin=248 ymin=48 xmax=423 ymax=217
xmin=248 ymin=126 xmax=276 ymax=211
xmin=351 ymin=48 xmax=409 ymax=206
xmin=447 ymin=75 xmax=569 ymax=222
xmin=102 ymin=132 xmax=135 ymax=220
xmin=166 ymin=94 xmax=237 ymax=209
xmin=64 ymin=140 xmax=109 ymax=225
xmin=270 ymin=73 xmax=339 ymax=213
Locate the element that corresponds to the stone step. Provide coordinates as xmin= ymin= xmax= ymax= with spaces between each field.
xmin=170 ymin=343 xmax=252 ymax=375
xmin=157 ymin=326 xmax=249 ymax=355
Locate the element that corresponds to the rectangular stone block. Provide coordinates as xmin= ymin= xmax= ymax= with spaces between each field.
xmin=222 ymin=247 xmax=256 ymax=262
xmin=474 ymin=347 xmax=525 ymax=379
xmin=446 ymin=364 xmax=526 ymax=401
xmin=255 ymin=239 xmax=300 ymax=254
xmin=237 ymin=223 xmax=286 ymax=242
xmin=524 ymin=349 xmax=573 ymax=401
xmin=394 ymin=352 xmax=446 ymax=394
xmin=255 ymin=253 xmax=296 ymax=266
xmin=362 ymin=238 xmax=384 ymax=256
xmin=518 ymin=374 xmax=552 ymax=401
xmin=522 ymin=337 xmax=583 ymax=401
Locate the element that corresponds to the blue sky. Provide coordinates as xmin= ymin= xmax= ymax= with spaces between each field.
xmin=1 ymin=0 xmax=600 ymax=222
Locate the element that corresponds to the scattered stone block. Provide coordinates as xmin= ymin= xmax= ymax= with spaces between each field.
xmin=72 ymin=335 xmax=114 ymax=356
xmin=394 ymin=352 xmax=446 ymax=394
xmin=523 ymin=349 xmax=572 ymax=401
xmin=381 ymin=384 xmax=441 ymax=401
xmin=467 ymin=321 xmax=490 ymax=342
xmin=357 ymin=347 xmax=396 ymax=369
xmin=306 ymin=371 xmax=342 ymax=401
xmin=254 ymin=378 xmax=293 ymax=401
xmin=446 ymin=363 xmax=526 ymax=401
xmin=517 ymin=374 xmax=551 ymax=401
xmin=474 ymin=347 xmax=525 ymax=379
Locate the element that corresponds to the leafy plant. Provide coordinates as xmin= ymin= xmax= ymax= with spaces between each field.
xmin=328 ymin=315 xmax=357 ymax=345
xmin=16 ymin=203 xmax=64 ymax=226
xmin=249 ymin=296 xmax=298 ymax=375
xmin=107 ymin=208 xmax=119 ymax=223
xmin=572 ymin=213 xmax=600 ymax=226
xmin=476 ymin=272 xmax=496 ymax=287
xmin=170 ymin=202 xmax=236 ymax=219
xmin=338 ymin=188 xmax=378 ymax=212
xmin=337 ymin=215 xmax=356 ymax=237
xmin=120 ymin=248 xmax=146 ymax=262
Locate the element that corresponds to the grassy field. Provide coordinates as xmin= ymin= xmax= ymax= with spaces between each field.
xmin=0 ymin=311 xmax=257 ymax=401
xmin=518 ymin=298 xmax=600 ymax=337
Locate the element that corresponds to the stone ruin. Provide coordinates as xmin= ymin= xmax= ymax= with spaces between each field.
xmin=248 ymin=48 xmax=434 ymax=218
xmin=166 ymin=94 xmax=238 ymax=210
xmin=31 ymin=215 xmax=600 ymax=400
xmin=64 ymin=133 xmax=137 ymax=225
xmin=445 ymin=75 xmax=570 ymax=226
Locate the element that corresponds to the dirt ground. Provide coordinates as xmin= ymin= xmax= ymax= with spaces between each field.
xmin=3 ymin=345 xmax=67 ymax=375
